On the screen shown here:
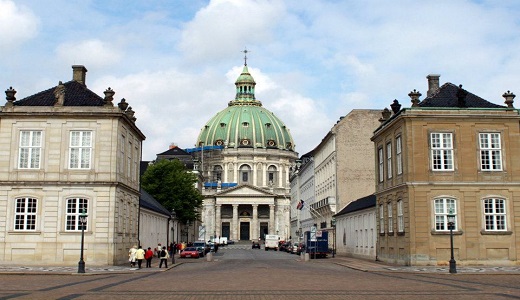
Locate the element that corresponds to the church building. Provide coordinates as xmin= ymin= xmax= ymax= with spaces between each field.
xmin=190 ymin=58 xmax=298 ymax=242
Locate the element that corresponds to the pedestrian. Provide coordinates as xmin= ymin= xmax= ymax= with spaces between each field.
xmin=145 ymin=247 xmax=154 ymax=268
xmin=128 ymin=245 xmax=137 ymax=268
xmin=159 ymin=246 xmax=169 ymax=268
xmin=135 ymin=245 xmax=145 ymax=269
xmin=156 ymin=243 xmax=162 ymax=257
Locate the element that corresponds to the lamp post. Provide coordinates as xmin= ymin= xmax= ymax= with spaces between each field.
xmin=77 ymin=208 xmax=88 ymax=274
xmin=331 ymin=217 xmax=336 ymax=258
xmin=447 ymin=208 xmax=457 ymax=274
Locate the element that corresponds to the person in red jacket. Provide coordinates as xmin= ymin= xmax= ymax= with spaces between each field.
xmin=144 ymin=247 xmax=154 ymax=268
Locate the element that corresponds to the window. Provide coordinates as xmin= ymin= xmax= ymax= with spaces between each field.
xmin=396 ymin=136 xmax=402 ymax=175
xmin=397 ymin=200 xmax=404 ymax=232
xmin=240 ymin=165 xmax=251 ymax=184
xmin=213 ymin=165 xmax=222 ymax=181
xmin=386 ymin=142 xmax=392 ymax=179
xmin=479 ymin=133 xmax=502 ymax=171
xmin=387 ymin=202 xmax=393 ymax=233
xmin=18 ymin=131 xmax=42 ymax=169
xmin=127 ymin=140 xmax=132 ymax=178
xmin=66 ymin=198 xmax=88 ymax=231
xmin=268 ymin=165 xmax=277 ymax=185
xmin=483 ymin=198 xmax=506 ymax=231
xmin=14 ymin=197 xmax=37 ymax=230
xmin=379 ymin=204 xmax=384 ymax=233
xmin=69 ymin=131 xmax=92 ymax=169
xmin=378 ymin=148 xmax=384 ymax=182
xmin=430 ymin=133 xmax=453 ymax=171
xmin=434 ymin=198 xmax=456 ymax=231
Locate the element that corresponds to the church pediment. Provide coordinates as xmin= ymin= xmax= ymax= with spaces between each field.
xmin=214 ymin=184 xmax=276 ymax=197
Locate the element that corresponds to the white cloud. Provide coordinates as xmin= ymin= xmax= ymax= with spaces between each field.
xmin=55 ymin=39 xmax=122 ymax=69
xmin=0 ymin=0 xmax=39 ymax=51
xmin=178 ymin=0 xmax=285 ymax=63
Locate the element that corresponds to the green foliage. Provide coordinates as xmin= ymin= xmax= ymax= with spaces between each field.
xmin=141 ymin=159 xmax=203 ymax=224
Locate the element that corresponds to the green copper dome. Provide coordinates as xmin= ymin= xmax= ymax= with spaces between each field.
xmin=197 ymin=64 xmax=295 ymax=151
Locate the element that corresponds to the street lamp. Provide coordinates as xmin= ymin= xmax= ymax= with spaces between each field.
xmin=77 ymin=208 xmax=88 ymax=273
xmin=331 ymin=217 xmax=336 ymax=258
xmin=447 ymin=208 xmax=457 ymax=274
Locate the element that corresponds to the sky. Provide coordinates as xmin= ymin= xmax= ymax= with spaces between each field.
xmin=1 ymin=0 xmax=519 ymax=160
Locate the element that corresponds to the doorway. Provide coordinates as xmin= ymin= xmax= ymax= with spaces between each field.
xmin=240 ymin=222 xmax=250 ymax=241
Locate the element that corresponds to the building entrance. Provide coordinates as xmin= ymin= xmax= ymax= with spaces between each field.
xmin=240 ymin=222 xmax=250 ymax=241
xmin=221 ymin=222 xmax=230 ymax=240
xmin=260 ymin=222 xmax=268 ymax=240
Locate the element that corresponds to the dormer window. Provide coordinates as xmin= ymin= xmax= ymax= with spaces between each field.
xmin=242 ymin=122 xmax=249 ymax=127
xmin=215 ymin=139 xmax=224 ymax=146
xmin=220 ymin=123 xmax=226 ymax=127
xmin=267 ymin=140 xmax=276 ymax=147
xmin=265 ymin=123 xmax=271 ymax=128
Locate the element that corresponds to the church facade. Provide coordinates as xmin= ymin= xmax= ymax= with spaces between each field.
xmin=191 ymin=61 xmax=298 ymax=242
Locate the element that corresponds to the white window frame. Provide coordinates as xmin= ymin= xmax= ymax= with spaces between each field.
xmin=387 ymin=202 xmax=393 ymax=233
xmin=479 ymin=133 xmax=503 ymax=171
xmin=434 ymin=198 xmax=457 ymax=231
xmin=396 ymin=136 xmax=402 ymax=175
xmin=14 ymin=197 xmax=37 ymax=231
xmin=378 ymin=147 xmax=384 ymax=182
xmin=379 ymin=204 xmax=384 ymax=233
xmin=18 ymin=130 xmax=42 ymax=169
xmin=483 ymin=198 xmax=506 ymax=231
xmin=69 ymin=131 xmax=92 ymax=169
xmin=66 ymin=198 xmax=88 ymax=231
xmin=397 ymin=200 xmax=404 ymax=232
xmin=386 ymin=142 xmax=392 ymax=179
xmin=430 ymin=132 xmax=454 ymax=171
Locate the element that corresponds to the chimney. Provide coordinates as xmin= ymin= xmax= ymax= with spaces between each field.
xmin=426 ymin=74 xmax=440 ymax=97
xmin=72 ymin=65 xmax=88 ymax=86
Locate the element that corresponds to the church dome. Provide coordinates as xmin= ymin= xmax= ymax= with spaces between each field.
xmin=197 ymin=64 xmax=295 ymax=151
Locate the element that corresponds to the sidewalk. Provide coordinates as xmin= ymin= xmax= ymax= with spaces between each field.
xmin=329 ymin=255 xmax=520 ymax=274
xmin=0 ymin=254 xmax=183 ymax=275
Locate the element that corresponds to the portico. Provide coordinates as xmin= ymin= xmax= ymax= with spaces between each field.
xmin=202 ymin=185 xmax=290 ymax=242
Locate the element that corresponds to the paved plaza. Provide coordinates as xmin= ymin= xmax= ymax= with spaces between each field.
xmin=0 ymin=246 xmax=519 ymax=299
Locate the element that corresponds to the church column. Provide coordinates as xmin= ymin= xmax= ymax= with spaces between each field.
xmin=269 ymin=204 xmax=275 ymax=234
xmin=215 ymin=204 xmax=222 ymax=239
xmin=253 ymin=163 xmax=257 ymax=186
xmin=233 ymin=162 xmax=238 ymax=183
xmin=262 ymin=163 xmax=267 ymax=187
xmin=281 ymin=164 xmax=287 ymax=187
xmin=232 ymin=204 xmax=239 ymax=240
xmin=224 ymin=163 xmax=228 ymax=183
xmin=252 ymin=204 xmax=258 ymax=240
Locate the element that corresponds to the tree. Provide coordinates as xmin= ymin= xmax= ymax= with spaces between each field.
xmin=141 ymin=159 xmax=203 ymax=224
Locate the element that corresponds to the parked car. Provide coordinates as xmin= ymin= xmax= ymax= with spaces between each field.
xmin=227 ymin=240 xmax=235 ymax=245
xmin=180 ymin=247 xmax=200 ymax=259
xmin=278 ymin=242 xmax=288 ymax=252
xmin=292 ymin=243 xmax=301 ymax=254
xmin=193 ymin=241 xmax=210 ymax=256
xmin=285 ymin=242 xmax=293 ymax=253
xmin=252 ymin=241 xmax=261 ymax=249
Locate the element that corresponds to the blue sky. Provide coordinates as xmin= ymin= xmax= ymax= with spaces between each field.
xmin=1 ymin=0 xmax=519 ymax=160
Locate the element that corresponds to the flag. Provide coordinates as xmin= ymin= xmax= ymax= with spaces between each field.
xmin=296 ymin=200 xmax=304 ymax=210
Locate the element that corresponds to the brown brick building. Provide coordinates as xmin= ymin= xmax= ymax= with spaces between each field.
xmin=372 ymin=75 xmax=520 ymax=266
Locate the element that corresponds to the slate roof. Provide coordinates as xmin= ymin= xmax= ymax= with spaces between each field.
xmin=157 ymin=146 xmax=191 ymax=156
xmin=334 ymin=194 xmax=376 ymax=217
xmin=140 ymin=188 xmax=171 ymax=216
xmin=419 ymin=83 xmax=505 ymax=108
xmin=13 ymin=80 xmax=104 ymax=106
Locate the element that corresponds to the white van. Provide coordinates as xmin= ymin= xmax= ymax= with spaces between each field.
xmin=264 ymin=234 xmax=280 ymax=251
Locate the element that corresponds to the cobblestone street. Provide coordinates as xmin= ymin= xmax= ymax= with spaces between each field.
xmin=0 ymin=248 xmax=519 ymax=299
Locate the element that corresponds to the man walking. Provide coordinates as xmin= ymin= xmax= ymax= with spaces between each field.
xmin=159 ymin=246 xmax=169 ymax=268
xmin=145 ymin=247 xmax=154 ymax=268
xmin=135 ymin=246 xmax=145 ymax=269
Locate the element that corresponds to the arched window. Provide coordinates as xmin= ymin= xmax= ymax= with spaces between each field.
xmin=239 ymin=165 xmax=251 ymax=184
xmin=213 ymin=165 xmax=223 ymax=182
xmin=267 ymin=165 xmax=277 ymax=186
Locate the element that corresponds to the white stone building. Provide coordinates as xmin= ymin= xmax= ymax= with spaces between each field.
xmin=0 ymin=66 xmax=145 ymax=266
xmin=191 ymin=61 xmax=298 ymax=242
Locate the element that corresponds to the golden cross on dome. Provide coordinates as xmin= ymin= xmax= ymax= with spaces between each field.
xmin=242 ymin=48 xmax=250 ymax=66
